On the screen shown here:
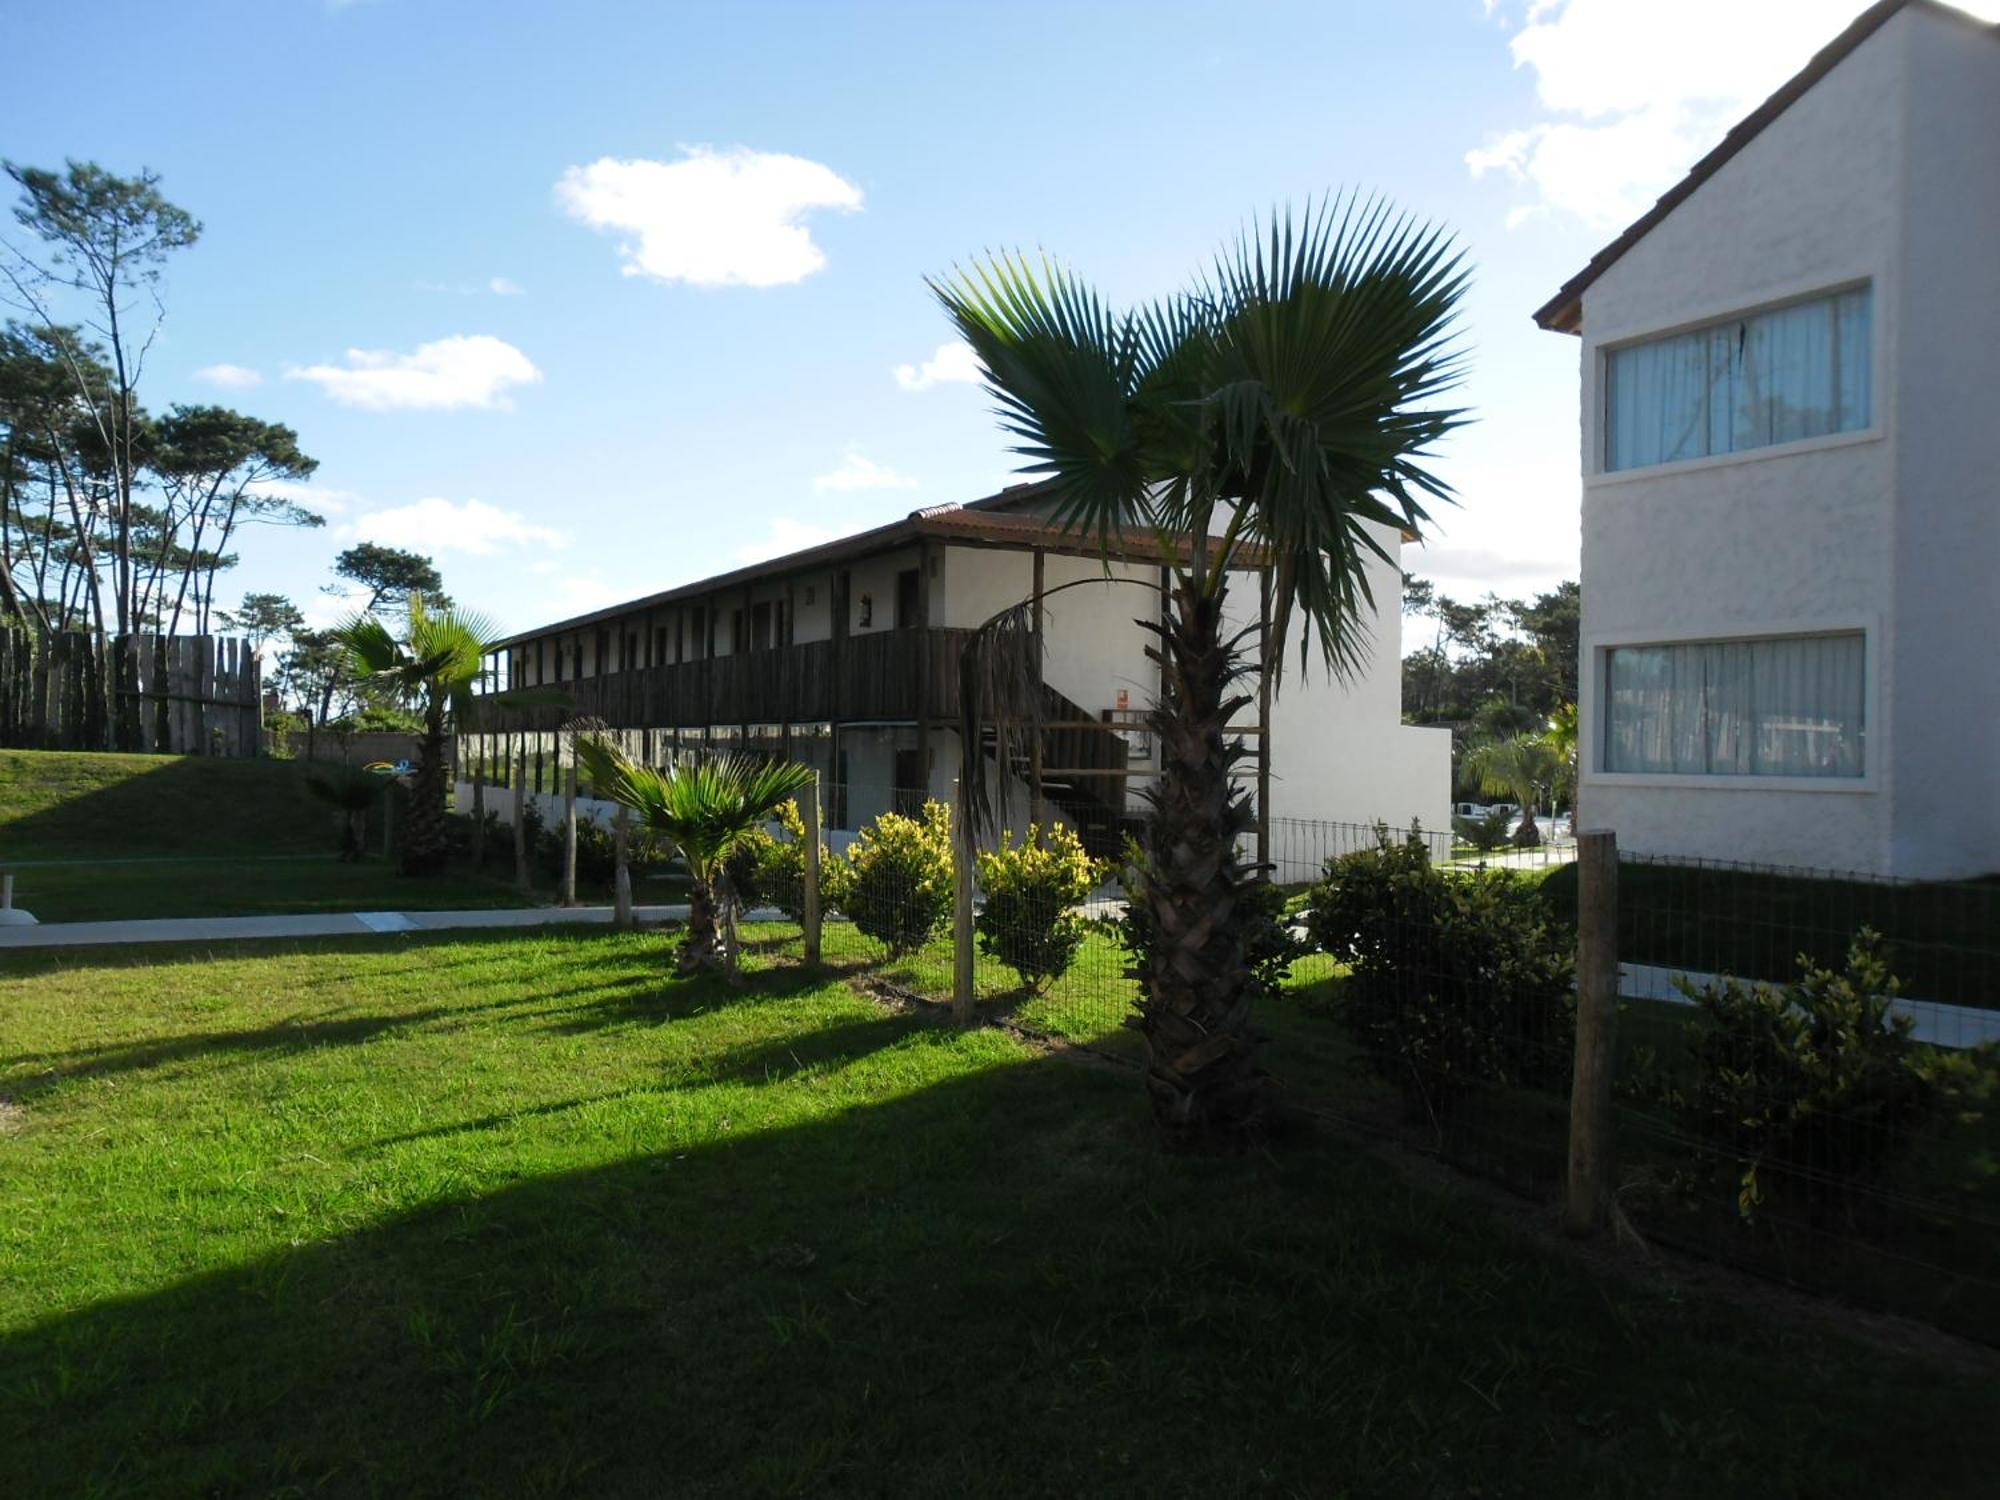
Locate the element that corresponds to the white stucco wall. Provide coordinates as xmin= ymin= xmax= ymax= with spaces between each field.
xmin=1886 ymin=8 xmax=2000 ymax=879
xmin=941 ymin=528 xmax=1445 ymax=839
xmin=1574 ymin=17 xmax=1908 ymax=874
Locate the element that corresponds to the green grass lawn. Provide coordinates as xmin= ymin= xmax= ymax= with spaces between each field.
xmin=0 ymin=748 xmax=545 ymax=921
xmin=5 ymin=927 xmax=1997 ymax=1497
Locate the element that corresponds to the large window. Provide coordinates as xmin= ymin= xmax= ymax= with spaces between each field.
xmin=1604 ymin=287 xmax=1871 ymax=472
xmin=1604 ymin=632 xmax=1865 ymax=778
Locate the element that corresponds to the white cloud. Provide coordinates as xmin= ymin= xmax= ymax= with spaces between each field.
xmin=544 ymin=574 xmax=623 ymax=614
xmin=195 ymin=362 xmax=264 ymax=389
xmin=812 ymin=450 xmax=917 ymax=494
xmin=342 ymin=496 xmax=569 ymax=556
xmin=893 ymin=340 xmax=980 ymax=392
xmin=488 ymin=276 xmax=525 ymax=296
xmin=1469 ymin=0 xmax=2000 ymax=230
xmin=734 ymin=517 xmax=845 ymax=565
xmin=245 ymin=477 xmax=364 ymax=518
xmin=556 ymin=146 xmax=863 ymax=287
xmin=286 ymin=335 xmax=541 ymax=411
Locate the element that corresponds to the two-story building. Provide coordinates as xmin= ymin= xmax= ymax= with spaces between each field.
xmin=1537 ymin=0 xmax=1998 ymax=880
xmin=467 ymin=481 xmax=1449 ymax=865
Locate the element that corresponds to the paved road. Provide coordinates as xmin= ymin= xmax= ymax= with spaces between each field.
xmin=0 ymin=904 xmax=782 ymax=951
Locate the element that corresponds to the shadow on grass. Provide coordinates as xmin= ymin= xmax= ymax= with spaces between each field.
xmin=8 ymin=1049 xmax=2000 ymax=1499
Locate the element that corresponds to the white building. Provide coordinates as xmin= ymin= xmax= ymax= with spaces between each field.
xmin=471 ymin=482 xmax=1447 ymax=866
xmin=1537 ymin=0 xmax=1998 ymax=880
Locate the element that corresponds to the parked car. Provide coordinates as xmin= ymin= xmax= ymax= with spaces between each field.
xmin=1452 ymin=801 xmax=1491 ymax=820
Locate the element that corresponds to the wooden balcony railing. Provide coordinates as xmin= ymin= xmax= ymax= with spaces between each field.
xmin=481 ymin=627 xmax=975 ymax=730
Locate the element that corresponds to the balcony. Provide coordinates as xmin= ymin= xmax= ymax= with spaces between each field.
xmin=485 ymin=627 xmax=975 ymax=730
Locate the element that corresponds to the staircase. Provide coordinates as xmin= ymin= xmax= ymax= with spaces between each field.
xmin=980 ymin=683 xmax=1137 ymax=858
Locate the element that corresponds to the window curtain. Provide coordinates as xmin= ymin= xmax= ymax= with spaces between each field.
xmin=1605 ymin=287 xmax=1871 ymax=472
xmin=1604 ymin=633 xmax=1864 ymax=777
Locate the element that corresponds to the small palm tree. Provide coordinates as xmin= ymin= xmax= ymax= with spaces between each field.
xmin=934 ymin=197 xmax=1467 ymax=1146
xmin=574 ymin=737 xmax=814 ymax=976
xmin=337 ymin=595 xmax=502 ymax=877
xmin=1462 ymin=733 xmax=1560 ymax=846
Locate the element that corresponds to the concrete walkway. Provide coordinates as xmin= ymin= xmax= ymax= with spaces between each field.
xmin=0 ymin=903 xmax=782 ymax=951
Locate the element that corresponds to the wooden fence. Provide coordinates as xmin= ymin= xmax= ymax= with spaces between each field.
xmin=0 ymin=627 xmax=263 ymax=756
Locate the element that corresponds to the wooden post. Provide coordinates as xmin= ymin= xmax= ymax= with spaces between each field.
xmin=801 ymin=770 xmax=823 ymax=965
xmin=1030 ymin=547 xmax=1046 ymax=824
xmin=512 ymin=740 xmax=530 ymax=892
xmin=613 ymin=805 xmax=634 ymax=928
xmin=952 ymin=778 xmax=975 ymax=1023
xmin=1566 ymin=829 xmax=1619 ymax=1237
xmin=1256 ymin=567 xmax=1272 ymax=875
xmin=562 ymin=739 xmax=579 ymax=908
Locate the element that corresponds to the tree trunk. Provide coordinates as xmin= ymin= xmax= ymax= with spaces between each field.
xmin=1135 ymin=576 xmax=1269 ymax=1148
xmin=402 ymin=710 xmax=450 ymax=876
xmin=679 ymin=875 xmax=726 ymax=973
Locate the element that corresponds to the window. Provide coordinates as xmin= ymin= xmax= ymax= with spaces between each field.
xmin=1604 ymin=287 xmax=1871 ymax=472
xmin=1603 ymin=632 xmax=1865 ymax=778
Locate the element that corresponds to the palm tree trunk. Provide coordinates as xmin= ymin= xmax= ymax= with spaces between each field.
xmin=680 ymin=874 xmax=726 ymax=973
xmin=1136 ymin=577 xmax=1268 ymax=1148
xmin=403 ymin=709 xmax=450 ymax=876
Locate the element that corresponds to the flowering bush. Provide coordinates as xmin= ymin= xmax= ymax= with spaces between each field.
xmin=829 ymin=800 xmax=954 ymax=956
xmin=975 ymin=823 xmax=1100 ymax=990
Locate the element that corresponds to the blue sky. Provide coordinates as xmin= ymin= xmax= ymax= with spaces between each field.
xmin=8 ymin=0 xmax=1969 ymax=634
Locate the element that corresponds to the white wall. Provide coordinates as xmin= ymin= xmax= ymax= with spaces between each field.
xmin=1887 ymin=7 xmax=2000 ymax=879
xmin=1574 ymin=18 xmax=1905 ymax=873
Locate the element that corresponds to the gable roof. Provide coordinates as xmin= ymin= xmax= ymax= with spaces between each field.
xmin=1532 ymin=0 xmax=1995 ymax=334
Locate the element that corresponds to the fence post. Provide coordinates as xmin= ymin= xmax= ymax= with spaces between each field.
xmin=613 ymin=805 xmax=633 ymax=929
xmin=1566 ymin=828 xmax=1619 ymax=1237
xmin=952 ymin=779 xmax=975 ymax=1024
xmin=512 ymin=741 xmax=530 ymax=892
xmin=801 ymin=770 xmax=823 ymax=965
xmin=562 ymin=746 xmax=578 ymax=908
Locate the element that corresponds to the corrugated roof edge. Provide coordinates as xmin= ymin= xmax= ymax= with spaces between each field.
xmin=1531 ymin=0 xmax=1994 ymax=335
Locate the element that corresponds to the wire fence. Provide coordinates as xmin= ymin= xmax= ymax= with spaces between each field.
xmin=452 ymin=748 xmax=2000 ymax=1344
xmin=706 ymin=773 xmax=2000 ymax=1343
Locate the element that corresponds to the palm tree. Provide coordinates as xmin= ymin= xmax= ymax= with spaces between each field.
xmin=934 ymin=198 xmax=1467 ymax=1146
xmin=574 ymin=737 xmax=814 ymax=976
xmin=336 ymin=595 xmax=503 ymax=877
xmin=1462 ymin=734 xmax=1560 ymax=846
xmin=1543 ymin=702 xmax=1579 ymax=824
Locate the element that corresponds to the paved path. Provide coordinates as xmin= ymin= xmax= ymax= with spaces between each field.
xmin=0 ymin=904 xmax=783 ymax=951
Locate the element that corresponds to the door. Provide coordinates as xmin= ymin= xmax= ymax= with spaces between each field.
xmin=893 ymin=748 xmax=924 ymax=814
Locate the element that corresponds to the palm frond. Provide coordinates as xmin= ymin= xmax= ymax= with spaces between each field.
xmin=575 ymin=738 xmax=816 ymax=875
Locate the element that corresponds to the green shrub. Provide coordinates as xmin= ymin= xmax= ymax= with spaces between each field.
xmin=1112 ymin=835 xmax=1301 ymax=1001
xmin=1663 ymin=930 xmax=1997 ymax=1216
xmin=974 ymin=823 xmax=1100 ymax=990
xmin=830 ymin=800 xmax=953 ymax=956
xmin=1452 ymin=807 xmax=1512 ymax=853
xmin=1305 ymin=824 xmax=1574 ymax=1119
xmin=745 ymin=799 xmax=827 ymax=923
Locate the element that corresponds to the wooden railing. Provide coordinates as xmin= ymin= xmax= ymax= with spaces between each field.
xmin=480 ymin=627 xmax=975 ymax=730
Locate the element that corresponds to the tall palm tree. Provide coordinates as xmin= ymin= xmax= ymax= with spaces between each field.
xmin=575 ymin=737 xmax=814 ymax=976
xmin=934 ymin=198 xmax=1468 ymax=1146
xmin=1462 ymin=733 xmax=1560 ymax=846
xmin=337 ymin=595 xmax=504 ymax=877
